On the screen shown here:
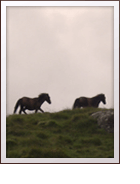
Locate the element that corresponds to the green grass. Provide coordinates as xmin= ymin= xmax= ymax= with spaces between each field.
xmin=6 ymin=108 xmax=114 ymax=158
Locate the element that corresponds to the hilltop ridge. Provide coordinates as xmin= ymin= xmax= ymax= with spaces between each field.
xmin=6 ymin=108 xmax=114 ymax=158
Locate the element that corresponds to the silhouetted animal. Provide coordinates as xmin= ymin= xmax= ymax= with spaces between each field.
xmin=14 ymin=93 xmax=51 ymax=114
xmin=73 ymin=94 xmax=106 ymax=109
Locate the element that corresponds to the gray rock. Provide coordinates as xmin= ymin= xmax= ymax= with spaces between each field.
xmin=91 ymin=109 xmax=114 ymax=133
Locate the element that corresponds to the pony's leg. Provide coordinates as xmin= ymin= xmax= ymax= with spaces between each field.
xmin=19 ymin=106 xmax=23 ymax=114
xmin=19 ymin=105 xmax=27 ymax=114
xmin=22 ymin=107 xmax=27 ymax=114
xmin=23 ymin=110 xmax=27 ymax=114
xmin=39 ymin=108 xmax=44 ymax=113
xmin=35 ymin=109 xmax=38 ymax=113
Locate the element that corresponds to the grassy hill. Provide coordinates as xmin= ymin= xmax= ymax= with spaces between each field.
xmin=6 ymin=108 xmax=114 ymax=158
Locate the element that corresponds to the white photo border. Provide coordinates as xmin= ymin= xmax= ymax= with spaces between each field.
xmin=1 ymin=1 xmax=119 ymax=163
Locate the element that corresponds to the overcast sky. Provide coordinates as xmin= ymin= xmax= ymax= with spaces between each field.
xmin=6 ymin=6 xmax=114 ymax=115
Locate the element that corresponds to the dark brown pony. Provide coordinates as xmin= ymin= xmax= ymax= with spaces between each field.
xmin=73 ymin=94 xmax=106 ymax=109
xmin=14 ymin=93 xmax=51 ymax=114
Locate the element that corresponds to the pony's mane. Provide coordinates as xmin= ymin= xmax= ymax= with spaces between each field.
xmin=96 ymin=93 xmax=104 ymax=96
xmin=94 ymin=93 xmax=105 ymax=98
xmin=38 ymin=93 xmax=48 ymax=99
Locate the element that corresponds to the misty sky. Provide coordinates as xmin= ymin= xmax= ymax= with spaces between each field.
xmin=6 ymin=6 xmax=114 ymax=115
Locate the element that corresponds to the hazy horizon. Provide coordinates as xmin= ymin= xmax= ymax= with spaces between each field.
xmin=6 ymin=6 xmax=114 ymax=115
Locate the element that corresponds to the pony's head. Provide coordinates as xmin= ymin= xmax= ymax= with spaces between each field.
xmin=38 ymin=93 xmax=51 ymax=104
xmin=98 ymin=94 xmax=106 ymax=104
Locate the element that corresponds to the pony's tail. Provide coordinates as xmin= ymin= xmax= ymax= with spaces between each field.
xmin=72 ymin=99 xmax=79 ymax=109
xmin=13 ymin=99 xmax=21 ymax=114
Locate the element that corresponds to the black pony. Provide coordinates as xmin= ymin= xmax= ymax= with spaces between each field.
xmin=14 ymin=93 xmax=51 ymax=114
xmin=73 ymin=94 xmax=106 ymax=109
